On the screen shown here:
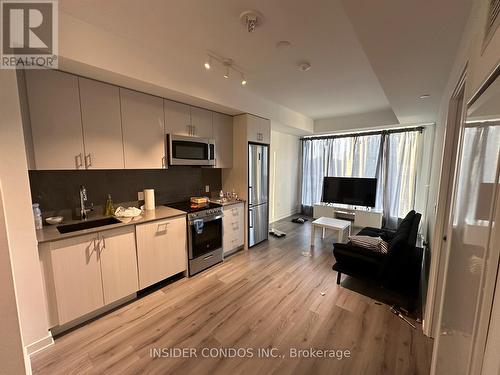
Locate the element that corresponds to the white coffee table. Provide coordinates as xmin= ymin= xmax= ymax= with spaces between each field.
xmin=310 ymin=217 xmax=351 ymax=247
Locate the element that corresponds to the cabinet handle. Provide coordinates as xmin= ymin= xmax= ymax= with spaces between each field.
xmin=85 ymin=153 xmax=92 ymax=168
xmin=192 ymin=125 xmax=196 ymax=136
xmin=157 ymin=222 xmax=169 ymax=232
xmin=162 ymin=156 xmax=166 ymax=168
xmin=75 ymin=153 xmax=83 ymax=169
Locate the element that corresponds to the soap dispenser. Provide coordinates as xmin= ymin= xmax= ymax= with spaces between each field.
xmin=104 ymin=194 xmax=114 ymax=216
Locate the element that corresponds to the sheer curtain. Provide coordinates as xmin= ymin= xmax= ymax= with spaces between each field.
xmin=301 ymin=129 xmax=422 ymax=226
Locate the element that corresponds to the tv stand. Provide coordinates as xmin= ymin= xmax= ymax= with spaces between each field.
xmin=313 ymin=203 xmax=383 ymax=229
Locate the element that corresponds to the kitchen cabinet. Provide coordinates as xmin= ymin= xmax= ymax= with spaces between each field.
xmin=223 ymin=203 xmax=244 ymax=254
xmin=246 ymin=114 xmax=270 ymax=144
xmin=212 ymin=112 xmax=233 ymax=168
xmin=136 ymin=216 xmax=187 ymax=289
xmin=191 ymin=106 xmax=213 ymax=138
xmin=49 ymin=234 xmax=104 ymax=325
xmin=164 ymin=99 xmax=192 ymax=136
xmin=25 ymin=69 xmax=86 ymax=170
xmin=45 ymin=226 xmax=138 ymax=326
xmin=79 ymin=78 xmax=124 ymax=169
xmin=98 ymin=227 xmax=139 ymax=305
xmin=120 ymin=88 xmax=166 ymax=169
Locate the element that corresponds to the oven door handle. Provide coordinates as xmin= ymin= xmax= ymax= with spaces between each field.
xmin=189 ymin=214 xmax=223 ymax=225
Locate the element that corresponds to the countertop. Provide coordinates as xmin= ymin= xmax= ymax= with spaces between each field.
xmin=210 ymin=199 xmax=245 ymax=207
xmin=36 ymin=206 xmax=186 ymax=244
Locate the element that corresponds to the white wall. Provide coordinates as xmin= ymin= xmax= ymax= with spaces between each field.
xmin=314 ymin=108 xmax=400 ymax=134
xmin=269 ymin=130 xmax=301 ymax=223
xmin=0 ymin=70 xmax=50 ymax=351
xmin=0 ymin=181 xmax=29 ymax=375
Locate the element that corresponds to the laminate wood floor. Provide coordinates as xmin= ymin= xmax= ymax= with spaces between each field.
xmin=31 ymin=216 xmax=433 ymax=375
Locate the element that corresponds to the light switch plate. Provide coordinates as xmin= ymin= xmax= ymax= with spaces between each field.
xmin=138 ymin=191 xmax=144 ymax=200
xmin=205 ymin=185 xmax=210 ymax=193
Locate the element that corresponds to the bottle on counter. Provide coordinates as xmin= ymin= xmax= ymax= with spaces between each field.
xmin=33 ymin=203 xmax=43 ymax=230
xmin=104 ymin=194 xmax=114 ymax=216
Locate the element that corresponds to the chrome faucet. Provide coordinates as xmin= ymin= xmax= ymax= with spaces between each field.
xmin=79 ymin=185 xmax=93 ymax=220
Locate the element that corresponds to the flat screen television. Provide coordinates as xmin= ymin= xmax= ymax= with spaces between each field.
xmin=322 ymin=177 xmax=377 ymax=207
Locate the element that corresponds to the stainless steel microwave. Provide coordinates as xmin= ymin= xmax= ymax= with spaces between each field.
xmin=167 ymin=134 xmax=215 ymax=166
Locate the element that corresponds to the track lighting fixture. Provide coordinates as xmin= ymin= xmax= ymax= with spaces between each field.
xmin=204 ymin=51 xmax=247 ymax=86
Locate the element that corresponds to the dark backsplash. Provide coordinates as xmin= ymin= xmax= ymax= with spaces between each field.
xmin=29 ymin=167 xmax=222 ymax=219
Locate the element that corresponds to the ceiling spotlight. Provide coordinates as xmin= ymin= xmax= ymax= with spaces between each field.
xmin=241 ymin=74 xmax=247 ymax=85
xmin=204 ymin=57 xmax=211 ymax=70
xmin=419 ymin=94 xmax=431 ymax=99
xmin=224 ymin=67 xmax=230 ymax=79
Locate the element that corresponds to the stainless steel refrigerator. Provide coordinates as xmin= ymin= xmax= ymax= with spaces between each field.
xmin=248 ymin=143 xmax=269 ymax=247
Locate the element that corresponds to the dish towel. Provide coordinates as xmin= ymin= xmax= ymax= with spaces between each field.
xmin=193 ymin=219 xmax=204 ymax=234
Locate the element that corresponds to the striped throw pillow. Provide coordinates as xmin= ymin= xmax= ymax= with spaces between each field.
xmin=348 ymin=235 xmax=389 ymax=254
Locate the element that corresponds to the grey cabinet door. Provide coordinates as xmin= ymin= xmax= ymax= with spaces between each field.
xmin=25 ymin=69 xmax=85 ymax=170
xmin=191 ymin=106 xmax=213 ymax=138
xmin=120 ymin=89 xmax=165 ymax=169
xmin=213 ymin=112 xmax=233 ymax=168
xmin=79 ymin=78 xmax=124 ymax=169
xmin=164 ymin=99 xmax=191 ymax=136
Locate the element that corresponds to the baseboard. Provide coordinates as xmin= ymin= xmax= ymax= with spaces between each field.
xmin=270 ymin=208 xmax=299 ymax=223
xmin=26 ymin=334 xmax=54 ymax=356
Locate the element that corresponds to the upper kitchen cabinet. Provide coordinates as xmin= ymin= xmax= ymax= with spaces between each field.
xmin=190 ymin=106 xmax=213 ymax=138
xmin=164 ymin=99 xmax=192 ymax=136
xmin=212 ymin=112 xmax=233 ymax=168
xmin=246 ymin=114 xmax=270 ymax=144
xmin=79 ymin=78 xmax=124 ymax=169
xmin=120 ymin=88 xmax=166 ymax=169
xmin=25 ymin=69 xmax=85 ymax=170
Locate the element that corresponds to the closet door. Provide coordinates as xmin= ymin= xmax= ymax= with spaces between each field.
xmin=120 ymin=89 xmax=166 ymax=169
xmin=79 ymin=78 xmax=124 ymax=169
xmin=25 ymin=69 xmax=85 ymax=170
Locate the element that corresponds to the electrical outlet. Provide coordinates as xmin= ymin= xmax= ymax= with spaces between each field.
xmin=138 ymin=191 xmax=144 ymax=201
xmin=205 ymin=185 xmax=210 ymax=193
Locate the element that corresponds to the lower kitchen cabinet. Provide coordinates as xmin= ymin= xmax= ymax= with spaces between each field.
xmin=223 ymin=203 xmax=245 ymax=254
xmin=136 ymin=216 xmax=187 ymax=289
xmin=49 ymin=233 xmax=104 ymax=325
xmin=99 ymin=227 xmax=139 ymax=305
xmin=44 ymin=226 xmax=138 ymax=326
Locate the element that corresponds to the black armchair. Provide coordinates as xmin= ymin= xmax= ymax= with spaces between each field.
xmin=332 ymin=210 xmax=421 ymax=294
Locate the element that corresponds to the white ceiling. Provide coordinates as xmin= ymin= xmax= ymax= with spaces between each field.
xmin=59 ymin=0 xmax=471 ymax=127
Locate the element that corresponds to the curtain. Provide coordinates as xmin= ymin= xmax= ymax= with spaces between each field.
xmin=382 ymin=131 xmax=420 ymax=228
xmin=301 ymin=129 xmax=422 ymax=227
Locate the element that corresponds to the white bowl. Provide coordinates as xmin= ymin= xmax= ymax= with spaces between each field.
xmin=45 ymin=216 xmax=64 ymax=225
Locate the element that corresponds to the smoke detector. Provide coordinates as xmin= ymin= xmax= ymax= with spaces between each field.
xmin=298 ymin=62 xmax=312 ymax=72
xmin=240 ymin=10 xmax=265 ymax=32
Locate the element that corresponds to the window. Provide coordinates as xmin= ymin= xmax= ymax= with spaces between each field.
xmin=301 ymin=128 xmax=423 ymax=227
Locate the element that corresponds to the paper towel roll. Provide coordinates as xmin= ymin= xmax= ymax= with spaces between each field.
xmin=144 ymin=189 xmax=155 ymax=211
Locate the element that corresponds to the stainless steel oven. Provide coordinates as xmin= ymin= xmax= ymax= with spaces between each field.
xmin=187 ymin=206 xmax=223 ymax=275
xmin=167 ymin=134 xmax=215 ymax=166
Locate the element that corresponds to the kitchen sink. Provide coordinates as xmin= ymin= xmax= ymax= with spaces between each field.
xmin=57 ymin=217 xmax=122 ymax=234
